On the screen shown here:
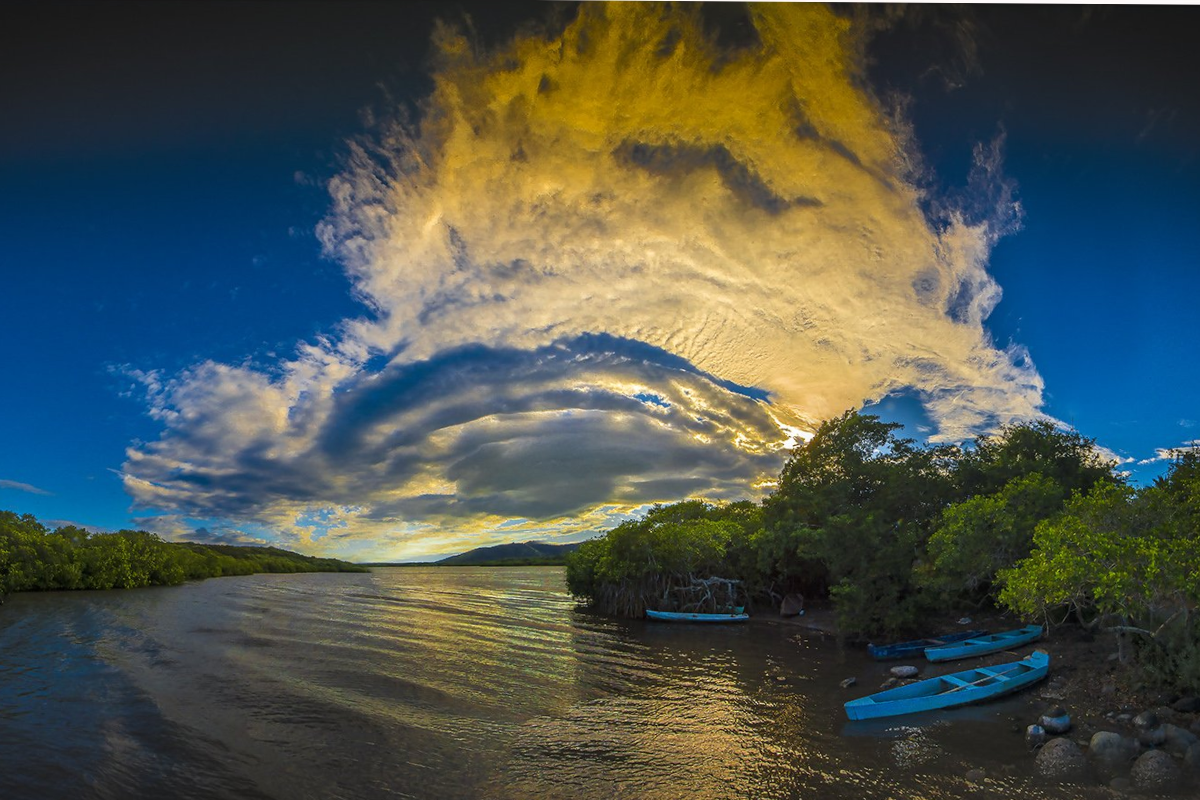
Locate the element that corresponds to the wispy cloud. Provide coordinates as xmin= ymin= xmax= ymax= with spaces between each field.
xmin=1138 ymin=440 xmax=1200 ymax=465
xmin=0 ymin=479 xmax=51 ymax=496
xmin=121 ymin=3 xmax=1045 ymax=559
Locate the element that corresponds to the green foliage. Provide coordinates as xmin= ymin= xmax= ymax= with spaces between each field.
xmin=955 ymin=420 xmax=1112 ymax=499
xmin=565 ymin=500 xmax=762 ymax=617
xmin=998 ymin=458 xmax=1200 ymax=692
xmin=761 ymin=411 xmax=956 ymax=634
xmin=924 ymin=473 xmax=1066 ymax=604
xmin=0 ymin=509 xmax=366 ymax=596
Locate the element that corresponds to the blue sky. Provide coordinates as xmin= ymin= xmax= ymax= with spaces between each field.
xmin=2 ymin=3 xmax=1197 ymax=560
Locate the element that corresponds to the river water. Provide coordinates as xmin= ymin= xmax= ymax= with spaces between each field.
xmin=0 ymin=567 xmax=1109 ymax=799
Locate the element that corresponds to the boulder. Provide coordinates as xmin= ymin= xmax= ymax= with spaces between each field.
xmin=1040 ymin=706 xmax=1072 ymax=735
xmin=1133 ymin=710 xmax=1159 ymax=731
xmin=1026 ymin=724 xmax=1047 ymax=748
xmin=1088 ymin=731 xmax=1138 ymax=766
xmin=890 ymin=665 xmax=919 ymax=679
xmin=1138 ymin=725 xmax=1167 ymax=748
xmin=1185 ymin=742 xmax=1200 ymax=773
xmin=1130 ymin=749 xmax=1181 ymax=791
xmin=1172 ymin=696 xmax=1200 ymax=713
xmin=1162 ymin=722 xmax=1199 ymax=756
xmin=1035 ymin=737 xmax=1086 ymax=778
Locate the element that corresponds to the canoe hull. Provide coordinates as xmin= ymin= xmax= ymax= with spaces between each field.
xmin=924 ymin=625 xmax=1043 ymax=662
xmin=845 ymin=651 xmax=1049 ymax=721
xmin=645 ymin=610 xmax=749 ymax=623
xmin=868 ymin=630 xmax=987 ymax=660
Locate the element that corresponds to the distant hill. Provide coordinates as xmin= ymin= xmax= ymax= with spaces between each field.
xmin=434 ymin=540 xmax=580 ymax=566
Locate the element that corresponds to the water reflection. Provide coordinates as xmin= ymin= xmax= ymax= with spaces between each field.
xmin=0 ymin=569 xmax=1113 ymax=799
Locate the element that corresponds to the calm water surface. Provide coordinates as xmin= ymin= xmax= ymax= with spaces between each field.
xmin=0 ymin=567 xmax=1106 ymax=799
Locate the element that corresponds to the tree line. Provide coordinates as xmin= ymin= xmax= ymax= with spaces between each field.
xmin=566 ymin=410 xmax=1200 ymax=692
xmin=0 ymin=511 xmax=365 ymax=596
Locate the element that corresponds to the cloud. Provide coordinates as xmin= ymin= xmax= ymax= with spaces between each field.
xmin=0 ymin=479 xmax=51 ymax=496
xmin=1138 ymin=440 xmax=1200 ymax=465
xmin=122 ymin=3 xmax=1045 ymax=559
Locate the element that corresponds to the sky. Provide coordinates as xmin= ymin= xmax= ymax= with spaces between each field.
xmin=2 ymin=2 xmax=1198 ymax=561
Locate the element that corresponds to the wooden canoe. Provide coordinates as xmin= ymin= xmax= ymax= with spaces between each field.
xmin=645 ymin=610 xmax=749 ymax=622
xmin=924 ymin=625 xmax=1043 ymax=662
xmin=844 ymin=650 xmax=1049 ymax=721
xmin=867 ymin=630 xmax=988 ymax=660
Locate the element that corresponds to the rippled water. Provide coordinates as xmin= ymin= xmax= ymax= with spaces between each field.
xmin=0 ymin=568 xmax=1108 ymax=799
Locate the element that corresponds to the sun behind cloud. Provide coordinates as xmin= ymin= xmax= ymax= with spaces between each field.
xmin=123 ymin=3 xmax=1043 ymax=560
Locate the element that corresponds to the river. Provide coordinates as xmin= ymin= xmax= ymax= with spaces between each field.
xmin=0 ymin=567 xmax=1108 ymax=799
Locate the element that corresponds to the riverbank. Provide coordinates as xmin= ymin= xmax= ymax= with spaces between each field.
xmin=758 ymin=604 xmax=1200 ymax=792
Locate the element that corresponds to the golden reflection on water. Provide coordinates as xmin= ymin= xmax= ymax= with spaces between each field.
xmin=4 ymin=568 xmax=1120 ymax=800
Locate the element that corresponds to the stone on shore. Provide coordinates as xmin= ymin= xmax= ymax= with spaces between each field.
xmin=889 ymin=665 xmax=919 ymax=679
xmin=1035 ymin=737 xmax=1086 ymax=778
xmin=1026 ymin=724 xmax=1047 ymax=748
xmin=1130 ymin=749 xmax=1180 ymax=791
xmin=1185 ymin=742 xmax=1200 ymax=773
xmin=1172 ymin=696 xmax=1200 ymax=713
xmin=1133 ymin=710 xmax=1159 ymax=731
xmin=1039 ymin=706 xmax=1072 ymax=735
xmin=1162 ymin=722 xmax=1199 ymax=756
xmin=1138 ymin=724 xmax=1167 ymax=748
xmin=1088 ymin=731 xmax=1138 ymax=765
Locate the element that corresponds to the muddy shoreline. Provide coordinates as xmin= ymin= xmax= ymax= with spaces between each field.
xmin=754 ymin=607 xmax=1200 ymax=793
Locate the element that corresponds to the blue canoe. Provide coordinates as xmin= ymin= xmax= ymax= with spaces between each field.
xmin=645 ymin=609 xmax=749 ymax=622
xmin=868 ymin=630 xmax=988 ymax=660
xmin=844 ymin=650 xmax=1049 ymax=721
xmin=924 ymin=625 xmax=1043 ymax=662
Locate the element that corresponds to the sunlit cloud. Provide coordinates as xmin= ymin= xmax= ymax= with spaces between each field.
xmin=122 ymin=3 xmax=1045 ymax=559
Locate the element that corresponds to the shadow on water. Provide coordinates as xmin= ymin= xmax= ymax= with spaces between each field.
xmin=1 ymin=569 xmax=1114 ymax=799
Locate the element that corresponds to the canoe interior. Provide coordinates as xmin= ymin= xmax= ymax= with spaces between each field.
xmin=844 ymin=652 xmax=1050 ymax=720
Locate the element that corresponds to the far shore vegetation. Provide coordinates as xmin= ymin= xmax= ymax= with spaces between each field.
xmin=0 ymin=512 xmax=365 ymax=597
xmin=566 ymin=410 xmax=1200 ymax=694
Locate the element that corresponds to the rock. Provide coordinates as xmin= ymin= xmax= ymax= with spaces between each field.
xmin=1162 ymin=723 xmax=1199 ymax=756
xmin=1139 ymin=724 xmax=1167 ymax=748
xmin=1035 ymin=737 xmax=1086 ymax=778
xmin=1040 ymin=706 xmax=1072 ymax=735
xmin=1185 ymin=742 xmax=1200 ymax=773
xmin=1173 ymin=696 xmax=1200 ymax=713
xmin=1133 ymin=710 xmax=1159 ymax=731
xmin=879 ymin=677 xmax=898 ymax=690
xmin=965 ymin=767 xmax=986 ymax=783
xmin=1026 ymin=724 xmax=1047 ymax=748
xmin=840 ymin=677 xmax=857 ymax=689
xmin=1108 ymin=776 xmax=1132 ymax=793
xmin=1088 ymin=731 xmax=1138 ymax=767
xmin=957 ymin=617 xmax=972 ymax=625
xmin=1191 ymin=718 xmax=1200 ymax=735
xmin=1130 ymin=749 xmax=1181 ymax=791
xmin=1116 ymin=713 xmax=1133 ymax=724
xmin=890 ymin=665 xmax=919 ymax=679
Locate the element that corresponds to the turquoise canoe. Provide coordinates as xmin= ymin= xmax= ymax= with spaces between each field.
xmin=924 ymin=625 xmax=1043 ymax=662
xmin=645 ymin=610 xmax=749 ymax=622
xmin=844 ymin=650 xmax=1049 ymax=721
xmin=868 ymin=630 xmax=987 ymax=660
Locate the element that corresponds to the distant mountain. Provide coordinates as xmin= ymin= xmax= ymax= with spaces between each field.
xmin=434 ymin=540 xmax=580 ymax=566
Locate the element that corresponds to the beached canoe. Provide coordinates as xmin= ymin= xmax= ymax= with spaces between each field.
xmin=868 ymin=630 xmax=988 ymax=660
xmin=645 ymin=610 xmax=749 ymax=622
xmin=844 ymin=650 xmax=1049 ymax=721
xmin=924 ymin=625 xmax=1043 ymax=662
